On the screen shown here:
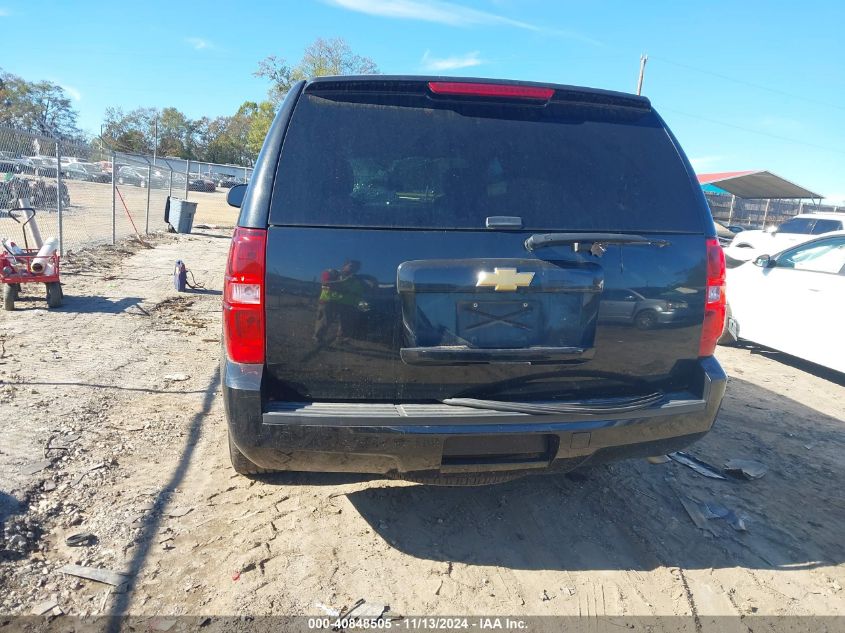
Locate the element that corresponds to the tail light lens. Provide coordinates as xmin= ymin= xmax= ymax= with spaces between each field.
xmin=699 ymin=238 xmax=726 ymax=357
xmin=223 ymin=227 xmax=266 ymax=364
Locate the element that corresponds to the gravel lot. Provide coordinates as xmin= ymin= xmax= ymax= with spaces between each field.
xmin=0 ymin=231 xmax=843 ymax=623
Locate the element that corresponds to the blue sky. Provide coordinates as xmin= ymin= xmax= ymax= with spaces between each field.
xmin=2 ymin=0 xmax=843 ymax=202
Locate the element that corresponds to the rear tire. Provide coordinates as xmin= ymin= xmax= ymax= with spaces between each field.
xmin=634 ymin=309 xmax=658 ymax=330
xmin=46 ymin=282 xmax=63 ymax=308
xmin=3 ymin=284 xmax=16 ymax=311
xmin=228 ymin=432 xmax=273 ymax=475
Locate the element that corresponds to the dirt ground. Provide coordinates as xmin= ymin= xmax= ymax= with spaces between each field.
xmin=0 ymin=231 xmax=843 ymax=624
xmin=0 ymin=177 xmax=236 ymax=253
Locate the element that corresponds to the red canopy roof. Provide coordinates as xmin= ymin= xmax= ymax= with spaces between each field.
xmin=697 ymin=170 xmax=820 ymax=199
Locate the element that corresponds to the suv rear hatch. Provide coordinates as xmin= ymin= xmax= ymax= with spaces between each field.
xmin=263 ymin=78 xmax=712 ymax=403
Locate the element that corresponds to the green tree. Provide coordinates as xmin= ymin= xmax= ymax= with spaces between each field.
xmin=245 ymin=101 xmax=276 ymax=158
xmin=0 ymin=69 xmax=82 ymax=139
xmin=255 ymin=37 xmax=378 ymax=104
xmin=101 ymin=106 xmax=157 ymax=153
xmin=157 ymin=107 xmax=191 ymax=157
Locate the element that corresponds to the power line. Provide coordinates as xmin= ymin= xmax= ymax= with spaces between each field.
xmin=661 ymin=107 xmax=845 ymax=156
xmin=650 ymin=55 xmax=845 ymax=112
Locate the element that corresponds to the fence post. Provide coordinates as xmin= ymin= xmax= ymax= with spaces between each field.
xmin=111 ymin=152 xmax=116 ymax=244
xmin=145 ymin=162 xmax=152 ymax=234
xmin=184 ymin=159 xmax=190 ymax=199
xmin=55 ymin=138 xmax=64 ymax=254
xmin=168 ymin=168 xmax=173 ymax=199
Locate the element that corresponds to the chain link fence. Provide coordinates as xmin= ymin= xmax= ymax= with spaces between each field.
xmin=1 ymin=125 xmax=252 ymax=254
xmin=704 ymin=190 xmax=840 ymax=229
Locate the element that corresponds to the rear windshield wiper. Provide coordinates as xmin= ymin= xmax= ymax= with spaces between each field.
xmin=525 ymin=232 xmax=670 ymax=255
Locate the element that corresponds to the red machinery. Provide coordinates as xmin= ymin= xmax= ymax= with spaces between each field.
xmin=1 ymin=208 xmax=63 ymax=310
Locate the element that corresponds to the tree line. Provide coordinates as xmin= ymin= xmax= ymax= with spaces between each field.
xmin=0 ymin=38 xmax=378 ymax=166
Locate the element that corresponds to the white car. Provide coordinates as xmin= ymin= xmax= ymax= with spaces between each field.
xmin=721 ymin=231 xmax=845 ymax=373
xmin=723 ymin=212 xmax=845 ymax=263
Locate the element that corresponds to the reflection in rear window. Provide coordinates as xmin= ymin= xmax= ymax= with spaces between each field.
xmin=271 ymin=92 xmax=704 ymax=232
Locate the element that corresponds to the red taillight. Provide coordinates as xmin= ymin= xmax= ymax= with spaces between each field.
xmin=699 ymin=238 xmax=726 ymax=357
xmin=428 ymin=81 xmax=554 ymax=101
xmin=223 ymin=227 xmax=267 ymax=364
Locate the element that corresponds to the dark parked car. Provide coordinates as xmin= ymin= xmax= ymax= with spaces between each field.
xmin=116 ymin=165 xmax=167 ymax=188
xmin=218 ymin=175 xmax=246 ymax=189
xmin=168 ymin=172 xmax=213 ymax=192
xmin=713 ymin=220 xmax=736 ymax=247
xmin=222 ymin=76 xmax=727 ymax=485
xmin=0 ymin=151 xmax=33 ymax=174
xmin=65 ymin=162 xmax=111 ymax=183
xmin=188 ymin=174 xmax=216 ymax=192
xmin=27 ymin=156 xmax=61 ymax=177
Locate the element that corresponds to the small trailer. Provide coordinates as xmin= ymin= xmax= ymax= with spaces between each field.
xmin=0 ymin=208 xmax=63 ymax=311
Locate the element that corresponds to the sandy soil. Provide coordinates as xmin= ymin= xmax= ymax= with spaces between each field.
xmin=0 ymin=232 xmax=843 ymax=624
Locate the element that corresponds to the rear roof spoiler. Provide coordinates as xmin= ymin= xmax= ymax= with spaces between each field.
xmin=305 ymin=75 xmax=652 ymax=112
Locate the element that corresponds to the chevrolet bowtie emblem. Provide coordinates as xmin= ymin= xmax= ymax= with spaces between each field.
xmin=476 ymin=268 xmax=535 ymax=292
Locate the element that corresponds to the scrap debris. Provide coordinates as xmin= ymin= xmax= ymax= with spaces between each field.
xmin=58 ymin=564 xmax=130 ymax=587
xmin=668 ymin=451 xmax=726 ymax=480
xmin=679 ymin=496 xmax=748 ymax=533
xmin=315 ymin=602 xmax=341 ymax=617
xmin=20 ymin=459 xmax=52 ymax=476
xmin=724 ymin=459 xmax=768 ymax=480
xmin=65 ymin=532 xmax=97 ymax=547
xmin=31 ymin=599 xmax=61 ymax=616
xmin=341 ymin=599 xmax=391 ymax=622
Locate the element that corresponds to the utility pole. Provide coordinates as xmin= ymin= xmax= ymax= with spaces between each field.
xmin=637 ymin=54 xmax=649 ymax=96
xmin=55 ymin=136 xmax=63 ymax=255
xmin=152 ymin=116 xmax=158 ymax=168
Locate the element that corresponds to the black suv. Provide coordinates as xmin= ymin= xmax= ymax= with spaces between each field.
xmin=222 ymin=76 xmax=727 ymax=485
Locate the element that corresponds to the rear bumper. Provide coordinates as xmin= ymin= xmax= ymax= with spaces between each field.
xmin=223 ymin=357 xmax=726 ymax=477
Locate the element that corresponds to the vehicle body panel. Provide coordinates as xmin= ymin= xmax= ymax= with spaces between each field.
xmin=725 ymin=213 xmax=845 ymax=262
xmin=265 ymin=228 xmax=707 ymax=402
xmin=726 ymin=231 xmax=845 ymax=372
xmin=224 ymin=355 xmax=726 ymax=475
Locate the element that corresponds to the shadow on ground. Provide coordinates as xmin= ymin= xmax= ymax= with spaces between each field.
xmin=0 ymin=490 xmax=23 ymax=527
xmin=339 ymin=376 xmax=845 ymax=573
xmin=0 ymin=491 xmax=29 ymax=563
xmin=105 ymin=367 xmax=219 ymax=624
xmin=7 ymin=294 xmax=143 ymax=314
xmin=736 ymin=342 xmax=845 ymax=386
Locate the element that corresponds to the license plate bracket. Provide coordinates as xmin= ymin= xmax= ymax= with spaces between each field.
xmin=456 ymin=300 xmax=540 ymax=348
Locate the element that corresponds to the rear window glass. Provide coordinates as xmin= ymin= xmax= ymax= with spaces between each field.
xmin=778 ymin=218 xmax=815 ymax=234
xmin=811 ymin=219 xmax=843 ymax=234
xmin=270 ymin=91 xmax=704 ymax=232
